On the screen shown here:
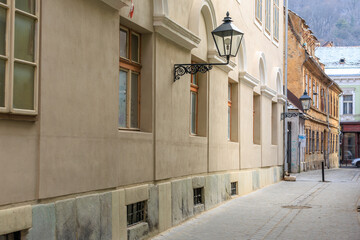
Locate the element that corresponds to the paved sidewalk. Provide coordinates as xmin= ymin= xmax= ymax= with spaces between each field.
xmin=152 ymin=168 xmax=360 ymax=240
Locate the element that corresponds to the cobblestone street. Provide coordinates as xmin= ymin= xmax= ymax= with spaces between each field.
xmin=152 ymin=168 xmax=360 ymax=240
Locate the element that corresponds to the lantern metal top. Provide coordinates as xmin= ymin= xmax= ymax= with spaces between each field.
xmin=211 ymin=12 xmax=243 ymax=35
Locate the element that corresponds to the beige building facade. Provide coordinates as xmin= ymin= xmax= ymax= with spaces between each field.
xmin=0 ymin=0 xmax=285 ymax=239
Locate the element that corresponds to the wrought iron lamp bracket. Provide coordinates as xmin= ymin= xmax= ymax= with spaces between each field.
xmin=174 ymin=56 xmax=230 ymax=81
xmin=281 ymin=112 xmax=305 ymax=120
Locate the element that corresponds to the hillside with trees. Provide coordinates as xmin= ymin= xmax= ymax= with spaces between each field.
xmin=289 ymin=0 xmax=360 ymax=46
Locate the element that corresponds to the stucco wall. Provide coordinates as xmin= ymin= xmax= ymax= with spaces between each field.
xmin=0 ymin=0 xmax=284 ymax=206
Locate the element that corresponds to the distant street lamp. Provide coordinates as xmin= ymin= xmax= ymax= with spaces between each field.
xmin=174 ymin=12 xmax=244 ymax=81
xmin=299 ymin=90 xmax=312 ymax=111
xmin=281 ymin=90 xmax=311 ymax=120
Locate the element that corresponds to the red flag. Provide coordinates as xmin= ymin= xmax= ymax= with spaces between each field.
xmin=129 ymin=0 xmax=134 ymax=18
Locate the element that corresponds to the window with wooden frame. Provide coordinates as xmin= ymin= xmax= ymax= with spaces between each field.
xmin=119 ymin=26 xmax=141 ymax=129
xmin=311 ymin=130 xmax=315 ymax=153
xmin=308 ymin=130 xmax=311 ymax=154
xmin=333 ymin=93 xmax=336 ymax=117
xmin=273 ymin=0 xmax=279 ymax=40
xmin=335 ymin=98 xmax=338 ymax=117
xmin=316 ymin=84 xmax=319 ymax=109
xmin=308 ymin=76 xmax=312 ymax=103
xmin=0 ymin=0 xmax=40 ymax=116
xmin=336 ymin=135 xmax=338 ymax=152
xmin=321 ymin=132 xmax=324 ymax=153
xmin=330 ymin=93 xmax=333 ymax=116
xmin=190 ymin=68 xmax=198 ymax=135
xmin=228 ymin=83 xmax=232 ymax=140
xmin=320 ymin=88 xmax=325 ymax=112
xmin=306 ymin=129 xmax=309 ymax=154
xmin=265 ymin=0 xmax=271 ymax=33
xmin=255 ymin=0 xmax=262 ymax=24
xmin=316 ymin=131 xmax=319 ymax=152
xmin=312 ymin=80 xmax=316 ymax=106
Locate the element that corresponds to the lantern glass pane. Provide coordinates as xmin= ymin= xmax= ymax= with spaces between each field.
xmin=230 ymin=34 xmax=242 ymax=56
xmin=213 ymin=34 xmax=225 ymax=56
xmin=302 ymin=99 xmax=311 ymax=110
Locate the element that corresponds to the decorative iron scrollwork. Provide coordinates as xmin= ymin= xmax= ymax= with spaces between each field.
xmin=281 ymin=112 xmax=305 ymax=120
xmin=174 ymin=64 xmax=213 ymax=81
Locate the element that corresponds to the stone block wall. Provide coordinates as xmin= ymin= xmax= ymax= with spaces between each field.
xmin=1 ymin=166 xmax=282 ymax=240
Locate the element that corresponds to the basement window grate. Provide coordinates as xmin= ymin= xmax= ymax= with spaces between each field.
xmin=193 ymin=187 xmax=203 ymax=205
xmin=0 ymin=232 xmax=21 ymax=240
xmin=231 ymin=182 xmax=237 ymax=196
xmin=127 ymin=200 xmax=147 ymax=226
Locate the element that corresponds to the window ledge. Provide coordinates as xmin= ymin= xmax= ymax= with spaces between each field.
xmin=254 ymin=18 xmax=263 ymax=32
xmin=0 ymin=113 xmax=38 ymax=122
xmin=153 ymin=15 xmax=200 ymax=51
xmin=261 ymin=85 xmax=277 ymax=99
xmin=239 ymin=71 xmax=260 ymax=89
xmin=264 ymin=30 xmax=271 ymax=41
xmin=272 ymin=39 xmax=279 ymax=48
xmin=100 ymin=0 xmax=130 ymax=10
xmin=277 ymin=94 xmax=287 ymax=104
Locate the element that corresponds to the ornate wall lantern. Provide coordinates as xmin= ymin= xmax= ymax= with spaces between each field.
xmin=174 ymin=12 xmax=244 ymax=81
xmin=299 ymin=90 xmax=311 ymax=111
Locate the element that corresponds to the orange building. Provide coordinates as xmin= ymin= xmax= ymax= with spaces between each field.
xmin=286 ymin=11 xmax=342 ymax=171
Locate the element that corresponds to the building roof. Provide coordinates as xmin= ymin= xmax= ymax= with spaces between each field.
xmin=287 ymin=89 xmax=303 ymax=112
xmin=316 ymin=46 xmax=360 ymax=69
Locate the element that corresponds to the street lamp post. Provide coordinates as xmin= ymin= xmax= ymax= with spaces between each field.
xmin=174 ymin=12 xmax=244 ymax=81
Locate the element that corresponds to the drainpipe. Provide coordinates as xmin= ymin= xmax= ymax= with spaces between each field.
xmin=283 ymin=0 xmax=289 ymax=176
xmin=326 ymin=82 xmax=334 ymax=168
xmin=337 ymin=92 xmax=343 ymax=167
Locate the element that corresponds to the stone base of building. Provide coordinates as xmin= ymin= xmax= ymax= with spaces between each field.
xmin=302 ymin=158 xmax=339 ymax=171
xmin=0 ymin=166 xmax=282 ymax=240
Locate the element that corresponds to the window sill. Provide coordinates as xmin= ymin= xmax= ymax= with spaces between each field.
xmin=254 ymin=18 xmax=263 ymax=32
xmin=264 ymin=30 xmax=271 ymax=41
xmin=118 ymin=127 xmax=140 ymax=132
xmin=272 ymin=39 xmax=279 ymax=48
xmin=0 ymin=112 xmax=38 ymax=122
